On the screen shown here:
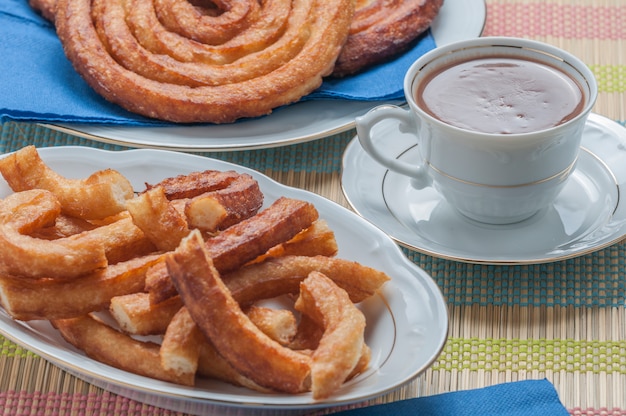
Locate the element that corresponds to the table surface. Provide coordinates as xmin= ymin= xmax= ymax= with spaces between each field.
xmin=1 ymin=0 xmax=625 ymax=415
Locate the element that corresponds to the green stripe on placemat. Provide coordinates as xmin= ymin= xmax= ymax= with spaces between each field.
xmin=5 ymin=333 xmax=625 ymax=375
xmin=406 ymin=245 xmax=626 ymax=308
xmin=591 ymin=65 xmax=626 ymax=93
xmin=434 ymin=337 xmax=626 ymax=374
xmin=1 ymin=336 xmax=38 ymax=358
xmin=0 ymin=122 xmax=354 ymax=174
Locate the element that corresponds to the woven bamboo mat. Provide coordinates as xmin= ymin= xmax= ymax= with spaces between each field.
xmin=1 ymin=0 xmax=626 ymax=415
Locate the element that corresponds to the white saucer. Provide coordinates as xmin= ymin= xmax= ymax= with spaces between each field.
xmin=341 ymin=113 xmax=626 ymax=264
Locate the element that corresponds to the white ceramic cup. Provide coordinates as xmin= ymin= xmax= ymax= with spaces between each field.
xmin=356 ymin=37 xmax=598 ymax=224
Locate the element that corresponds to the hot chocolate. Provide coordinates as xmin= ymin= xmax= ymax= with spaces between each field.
xmin=415 ymin=55 xmax=585 ymax=134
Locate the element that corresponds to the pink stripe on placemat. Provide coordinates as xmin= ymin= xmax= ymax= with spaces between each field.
xmin=0 ymin=391 xmax=179 ymax=416
xmin=483 ymin=3 xmax=626 ymax=39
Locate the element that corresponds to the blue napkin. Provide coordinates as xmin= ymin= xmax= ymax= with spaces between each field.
xmin=0 ymin=0 xmax=436 ymax=126
xmin=329 ymin=379 xmax=570 ymax=416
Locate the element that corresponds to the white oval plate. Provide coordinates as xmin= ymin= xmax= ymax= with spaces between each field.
xmin=42 ymin=0 xmax=486 ymax=152
xmin=0 ymin=147 xmax=448 ymax=414
xmin=341 ymin=113 xmax=626 ymax=265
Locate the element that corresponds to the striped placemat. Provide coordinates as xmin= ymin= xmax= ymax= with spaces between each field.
xmin=1 ymin=0 xmax=625 ymax=415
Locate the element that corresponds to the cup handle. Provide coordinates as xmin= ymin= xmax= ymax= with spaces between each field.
xmin=355 ymin=105 xmax=431 ymax=189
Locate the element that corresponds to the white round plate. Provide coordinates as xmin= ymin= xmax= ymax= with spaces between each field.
xmin=41 ymin=0 xmax=486 ymax=152
xmin=0 ymin=147 xmax=448 ymax=415
xmin=341 ymin=113 xmax=626 ymax=265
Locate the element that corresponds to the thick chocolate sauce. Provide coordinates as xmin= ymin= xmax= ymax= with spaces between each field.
xmin=416 ymin=56 xmax=584 ymax=134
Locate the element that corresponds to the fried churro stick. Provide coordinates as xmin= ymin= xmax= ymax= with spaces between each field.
xmin=0 ymin=254 xmax=163 ymax=321
xmin=207 ymin=197 xmax=319 ymax=273
xmin=184 ymin=173 xmax=263 ymax=232
xmin=196 ymin=331 xmax=270 ymax=392
xmin=250 ymin=219 xmax=338 ymax=264
xmin=226 ymin=255 xmax=390 ymax=305
xmin=146 ymin=197 xmax=319 ymax=303
xmin=0 ymin=146 xmax=133 ymax=220
xmin=125 ymin=186 xmax=190 ymax=252
xmin=110 ymin=292 xmax=183 ymax=335
xmin=52 ymin=314 xmax=191 ymax=385
xmin=245 ymin=306 xmax=298 ymax=346
xmin=295 ymin=272 xmax=366 ymax=400
xmin=159 ymin=306 xmax=274 ymax=391
xmin=128 ymin=171 xmax=263 ymax=250
xmin=85 ymin=212 xmax=158 ymax=264
xmin=0 ymin=190 xmax=156 ymax=278
xmin=144 ymin=262 xmax=175 ymax=305
xmin=143 ymin=170 xmax=240 ymax=200
xmin=30 ymin=214 xmax=98 ymax=240
xmin=0 ymin=189 xmax=107 ymax=279
xmin=166 ymin=230 xmax=312 ymax=394
xmin=159 ymin=306 xmax=202 ymax=386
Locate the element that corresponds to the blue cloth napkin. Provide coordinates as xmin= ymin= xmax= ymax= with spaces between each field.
xmin=0 ymin=0 xmax=436 ymax=126
xmin=330 ymin=379 xmax=570 ymax=416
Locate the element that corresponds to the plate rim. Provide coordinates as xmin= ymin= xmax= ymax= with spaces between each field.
xmin=38 ymin=0 xmax=486 ymax=152
xmin=341 ymin=113 xmax=626 ymax=265
xmin=0 ymin=146 xmax=449 ymax=413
